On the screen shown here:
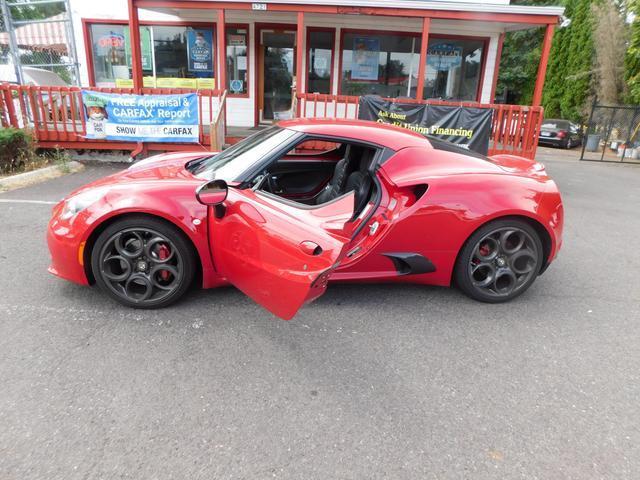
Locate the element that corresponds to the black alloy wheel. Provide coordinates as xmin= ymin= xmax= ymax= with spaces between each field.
xmin=91 ymin=216 xmax=196 ymax=308
xmin=455 ymin=219 xmax=544 ymax=303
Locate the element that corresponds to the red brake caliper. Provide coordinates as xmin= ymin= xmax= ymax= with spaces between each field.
xmin=158 ymin=244 xmax=170 ymax=280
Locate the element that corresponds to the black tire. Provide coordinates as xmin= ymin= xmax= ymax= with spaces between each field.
xmin=91 ymin=215 xmax=196 ymax=309
xmin=454 ymin=218 xmax=544 ymax=303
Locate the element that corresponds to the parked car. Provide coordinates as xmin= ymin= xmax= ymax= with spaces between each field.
xmin=47 ymin=119 xmax=564 ymax=320
xmin=0 ymin=65 xmax=69 ymax=86
xmin=538 ymin=118 xmax=583 ymax=149
xmin=0 ymin=66 xmax=72 ymax=126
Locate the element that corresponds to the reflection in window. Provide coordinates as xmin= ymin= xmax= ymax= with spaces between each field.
xmin=89 ymin=24 xmax=130 ymax=87
xmin=89 ymin=24 xmax=216 ymax=88
xmin=340 ymin=32 xmax=421 ymax=98
xmin=307 ymin=30 xmax=334 ymax=94
xmin=226 ymin=27 xmax=248 ymax=94
xmin=153 ymin=26 xmax=215 ymax=83
xmin=423 ymin=38 xmax=484 ymax=101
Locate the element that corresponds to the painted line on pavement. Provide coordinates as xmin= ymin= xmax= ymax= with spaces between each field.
xmin=0 ymin=199 xmax=58 ymax=205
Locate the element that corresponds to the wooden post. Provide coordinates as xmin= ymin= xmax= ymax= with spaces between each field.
xmin=127 ymin=0 xmax=143 ymax=93
xmin=532 ymin=23 xmax=555 ymax=107
xmin=490 ymin=32 xmax=505 ymax=103
xmin=295 ymin=12 xmax=305 ymax=116
xmin=415 ymin=17 xmax=431 ymax=101
xmin=217 ymin=9 xmax=226 ymax=92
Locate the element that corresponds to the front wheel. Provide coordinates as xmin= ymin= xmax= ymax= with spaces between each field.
xmin=91 ymin=216 xmax=196 ymax=309
xmin=454 ymin=219 xmax=544 ymax=303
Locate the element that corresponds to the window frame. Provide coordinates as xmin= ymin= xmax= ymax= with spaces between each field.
xmin=423 ymin=33 xmax=489 ymax=103
xmin=225 ymin=23 xmax=251 ymax=98
xmin=305 ymin=26 xmax=336 ymax=96
xmin=82 ymin=18 xmax=217 ymax=88
xmin=337 ymin=28 xmax=490 ymax=102
xmin=337 ymin=28 xmax=422 ymax=98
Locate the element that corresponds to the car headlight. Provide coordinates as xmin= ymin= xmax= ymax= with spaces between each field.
xmin=60 ymin=187 xmax=109 ymax=220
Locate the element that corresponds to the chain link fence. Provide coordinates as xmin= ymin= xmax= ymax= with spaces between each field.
xmin=580 ymin=103 xmax=640 ymax=164
xmin=0 ymin=0 xmax=79 ymax=86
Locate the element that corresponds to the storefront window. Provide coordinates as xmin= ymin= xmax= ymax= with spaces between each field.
xmin=89 ymin=24 xmax=130 ymax=87
xmin=307 ymin=30 xmax=334 ymax=94
xmin=423 ymin=38 xmax=485 ymax=101
xmin=153 ymin=26 xmax=215 ymax=88
xmin=340 ymin=32 xmax=420 ymax=98
xmin=88 ymin=23 xmax=215 ymax=88
xmin=226 ymin=27 xmax=248 ymax=95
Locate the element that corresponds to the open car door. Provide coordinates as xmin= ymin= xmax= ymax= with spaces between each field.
xmin=208 ymin=188 xmax=356 ymax=320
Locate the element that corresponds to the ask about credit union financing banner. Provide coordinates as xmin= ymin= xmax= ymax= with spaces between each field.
xmin=82 ymin=91 xmax=200 ymax=143
xmin=358 ymin=95 xmax=493 ymax=155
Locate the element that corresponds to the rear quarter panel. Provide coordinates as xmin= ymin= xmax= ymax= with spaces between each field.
xmin=336 ymin=168 xmax=558 ymax=287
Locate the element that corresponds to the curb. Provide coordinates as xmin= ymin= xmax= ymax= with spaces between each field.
xmin=0 ymin=161 xmax=85 ymax=192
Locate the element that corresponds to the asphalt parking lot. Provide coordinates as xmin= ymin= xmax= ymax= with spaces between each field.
xmin=1 ymin=151 xmax=639 ymax=479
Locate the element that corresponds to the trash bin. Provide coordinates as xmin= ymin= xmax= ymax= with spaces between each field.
xmin=586 ymin=134 xmax=601 ymax=152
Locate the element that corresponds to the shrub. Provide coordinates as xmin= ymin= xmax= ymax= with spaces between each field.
xmin=0 ymin=128 xmax=36 ymax=174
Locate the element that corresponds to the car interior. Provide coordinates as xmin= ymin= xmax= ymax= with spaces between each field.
xmin=253 ymin=139 xmax=379 ymax=217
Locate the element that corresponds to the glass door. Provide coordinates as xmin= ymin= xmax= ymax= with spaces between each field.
xmin=259 ymin=29 xmax=296 ymax=123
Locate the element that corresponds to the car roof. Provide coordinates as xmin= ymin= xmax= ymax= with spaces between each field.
xmin=278 ymin=118 xmax=431 ymax=151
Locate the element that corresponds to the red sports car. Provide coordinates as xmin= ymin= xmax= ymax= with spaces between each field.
xmin=47 ymin=119 xmax=563 ymax=320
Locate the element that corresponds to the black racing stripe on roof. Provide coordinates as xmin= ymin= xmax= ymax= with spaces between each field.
xmin=426 ymin=136 xmax=490 ymax=161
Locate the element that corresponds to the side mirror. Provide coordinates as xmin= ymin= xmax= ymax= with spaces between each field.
xmin=196 ymin=179 xmax=228 ymax=206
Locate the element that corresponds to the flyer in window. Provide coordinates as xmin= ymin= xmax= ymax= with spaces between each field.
xmin=351 ymin=37 xmax=380 ymax=81
xmin=187 ymin=29 xmax=214 ymax=73
xmin=427 ymin=43 xmax=463 ymax=71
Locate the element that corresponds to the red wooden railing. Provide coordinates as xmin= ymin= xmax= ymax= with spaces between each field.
xmin=297 ymin=93 xmax=544 ymax=159
xmin=0 ymin=83 xmax=226 ymax=152
xmin=0 ymin=83 xmax=542 ymax=159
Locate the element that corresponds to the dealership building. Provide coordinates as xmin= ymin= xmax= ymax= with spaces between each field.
xmin=69 ymin=0 xmax=563 ymax=128
xmin=0 ymin=0 xmax=564 ymax=157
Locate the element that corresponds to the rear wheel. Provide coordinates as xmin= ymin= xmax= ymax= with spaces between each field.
xmin=91 ymin=216 xmax=196 ymax=309
xmin=454 ymin=219 xmax=544 ymax=303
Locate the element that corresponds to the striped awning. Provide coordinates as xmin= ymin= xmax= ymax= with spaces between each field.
xmin=0 ymin=14 xmax=68 ymax=53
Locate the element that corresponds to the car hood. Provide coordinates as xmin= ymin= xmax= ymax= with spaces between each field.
xmin=65 ymin=151 xmax=210 ymax=199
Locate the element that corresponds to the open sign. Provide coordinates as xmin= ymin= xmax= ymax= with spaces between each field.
xmin=98 ymin=34 xmax=125 ymax=48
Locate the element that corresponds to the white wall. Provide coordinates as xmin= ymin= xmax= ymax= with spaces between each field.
xmin=69 ymin=1 xmax=504 ymax=127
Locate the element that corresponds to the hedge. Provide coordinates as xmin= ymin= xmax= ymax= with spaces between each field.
xmin=0 ymin=128 xmax=36 ymax=174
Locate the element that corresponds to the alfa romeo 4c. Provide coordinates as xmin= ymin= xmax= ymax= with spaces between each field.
xmin=47 ymin=119 xmax=563 ymax=319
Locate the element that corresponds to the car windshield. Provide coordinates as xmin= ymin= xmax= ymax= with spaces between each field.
xmin=541 ymin=120 xmax=569 ymax=130
xmin=187 ymin=126 xmax=298 ymax=181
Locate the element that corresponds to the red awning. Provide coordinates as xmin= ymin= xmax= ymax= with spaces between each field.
xmin=0 ymin=14 xmax=68 ymax=53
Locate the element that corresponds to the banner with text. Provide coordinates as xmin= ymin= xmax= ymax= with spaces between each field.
xmin=82 ymin=91 xmax=199 ymax=143
xmin=358 ymin=95 xmax=493 ymax=155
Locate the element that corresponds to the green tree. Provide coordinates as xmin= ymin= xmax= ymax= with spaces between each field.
xmin=625 ymin=0 xmax=640 ymax=103
xmin=497 ymin=28 xmax=545 ymax=104
xmin=6 ymin=1 xmax=65 ymax=22
xmin=497 ymin=0 xmax=557 ymax=105
xmin=543 ymin=0 xmax=595 ymax=120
